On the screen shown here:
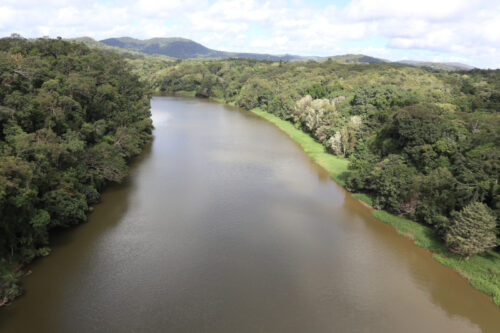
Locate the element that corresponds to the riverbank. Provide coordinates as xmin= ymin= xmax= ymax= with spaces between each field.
xmin=246 ymin=107 xmax=500 ymax=307
xmin=4 ymin=95 xmax=499 ymax=332
xmin=0 ymin=261 xmax=24 ymax=307
xmin=0 ymin=141 xmax=153 ymax=308
xmin=250 ymin=108 xmax=349 ymax=186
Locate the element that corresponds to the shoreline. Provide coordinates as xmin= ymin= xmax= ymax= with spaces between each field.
xmin=246 ymin=106 xmax=499 ymax=307
xmin=4 ymin=94 xmax=496 ymax=309
xmin=0 ymin=140 xmax=153 ymax=308
xmin=203 ymin=98 xmax=500 ymax=307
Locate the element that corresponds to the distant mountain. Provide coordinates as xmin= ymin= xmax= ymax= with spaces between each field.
xmin=96 ymin=36 xmax=474 ymax=71
xmin=395 ymin=60 xmax=475 ymax=71
xmin=443 ymin=62 xmax=475 ymax=69
xmin=68 ymin=37 xmax=175 ymax=61
xmin=70 ymin=36 xmax=107 ymax=48
xmin=325 ymin=54 xmax=389 ymax=64
xmin=100 ymin=37 xmax=300 ymax=61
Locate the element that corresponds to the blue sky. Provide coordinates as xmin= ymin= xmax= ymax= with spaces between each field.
xmin=1 ymin=0 xmax=499 ymax=68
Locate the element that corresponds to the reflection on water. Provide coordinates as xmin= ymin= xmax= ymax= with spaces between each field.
xmin=0 ymin=97 xmax=498 ymax=333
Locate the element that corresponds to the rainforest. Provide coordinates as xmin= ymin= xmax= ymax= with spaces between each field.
xmin=0 ymin=37 xmax=152 ymax=304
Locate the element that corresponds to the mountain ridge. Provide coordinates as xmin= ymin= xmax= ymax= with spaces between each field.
xmin=100 ymin=37 xmax=300 ymax=61
xmin=97 ymin=36 xmax=474 ymax=71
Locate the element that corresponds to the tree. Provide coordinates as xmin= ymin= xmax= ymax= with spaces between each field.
xmin=445 ymin=202 xmax=497 ymax=258
xmin=305 ymin=83 xmax=327 ymax=99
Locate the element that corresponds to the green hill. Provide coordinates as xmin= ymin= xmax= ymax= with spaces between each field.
xmin=100 ymin=37 xmax=300 ymax=61
xmin=98 ymin=37 xmax=474 ymax=71
xmin=68 ymin=37 xmax=175 ymax=61
xmin=396 ymin=60 xmax=475 ymax=71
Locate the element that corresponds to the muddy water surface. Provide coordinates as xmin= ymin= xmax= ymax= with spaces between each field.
xmin=1 ymin=97 xmax=499 ymax=332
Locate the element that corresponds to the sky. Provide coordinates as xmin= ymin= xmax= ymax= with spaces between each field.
xmin=1 ymin=0 xmax=499 ymax=68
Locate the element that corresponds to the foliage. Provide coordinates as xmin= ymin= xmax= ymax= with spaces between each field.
xmin=445 ymin=202 xmax=497 ymax=257
xmin=0 ymin=36 xmax=152 ymax=304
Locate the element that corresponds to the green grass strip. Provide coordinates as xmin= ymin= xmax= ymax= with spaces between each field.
xmin=352 ymin=193 xmax=374 ymax=206
xmin=173 ymin=90 xmax=196 ymax=97
xmin=211 ymin=97 xmax=227 ymax=103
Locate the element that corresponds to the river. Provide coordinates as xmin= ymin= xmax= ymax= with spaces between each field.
xmin=1 ymin=97 xmax=499 ymax=332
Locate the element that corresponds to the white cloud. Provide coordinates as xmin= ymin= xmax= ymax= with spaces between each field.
xmin=134 ymin=0 xmax=204 ymax=19
xmin=343 ymin=0 xmax=474 ymax=21
xmin=0 ymin=0 xmax=499 ymax=68
xmin=0 ymin=7 xmax=17 ymax=29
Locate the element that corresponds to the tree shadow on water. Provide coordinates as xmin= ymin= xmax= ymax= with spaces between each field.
xmin=0 ymin=142 xmax=153 ymax=332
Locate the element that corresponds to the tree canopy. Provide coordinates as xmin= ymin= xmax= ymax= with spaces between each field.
xmin=0 ymin=36 xmax=152 ymax=303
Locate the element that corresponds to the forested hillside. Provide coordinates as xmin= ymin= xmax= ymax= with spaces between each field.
xmin=153 ymin=59 xmax=499 ymax=256
xmin=0 ymin=37 xmax=152 ymax=304
xmin=98 ymin=36 xmax=474 ymax=71
xmin=100 ymin=37 xmax=300 ymax=61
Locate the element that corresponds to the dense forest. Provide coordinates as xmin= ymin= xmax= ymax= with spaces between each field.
xmin=152 ymin=58 xmax=499 ymax=258
xmin=0 ymin=37 xmax=152 ymax=304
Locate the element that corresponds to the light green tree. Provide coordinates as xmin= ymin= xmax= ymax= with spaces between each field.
xmin=445 ymin=202 xmax=497 ymax=258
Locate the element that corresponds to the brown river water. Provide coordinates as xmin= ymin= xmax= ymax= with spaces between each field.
xmin=1 ymin=96 xmax=499 ymax=332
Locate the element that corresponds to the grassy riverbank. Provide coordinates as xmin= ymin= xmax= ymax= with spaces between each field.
xmin=249 ymin=107 xmax=500 ymax=307
xmin=171 ymin=90 xmax=197 ymax=97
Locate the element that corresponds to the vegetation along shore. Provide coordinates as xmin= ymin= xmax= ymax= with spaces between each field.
xmin=1 ymin=36 xmax=499 ymax=307
xmin=153 ymin=58 xmax=499 ymax=306
xmin=0 ymin=37 xmax=152 ymax=305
